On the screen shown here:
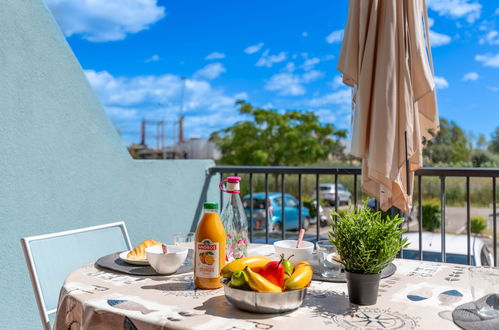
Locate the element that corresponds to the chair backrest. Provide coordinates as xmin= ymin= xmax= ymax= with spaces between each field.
xmin=20 ymin=222 xmax=132 ymax=330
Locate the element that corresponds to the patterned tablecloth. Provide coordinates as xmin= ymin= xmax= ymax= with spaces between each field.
xmin=55 ymin=244 xmax=471 ymax=329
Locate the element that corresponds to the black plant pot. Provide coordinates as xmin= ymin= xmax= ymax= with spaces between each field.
xmin=345 ymin=271 xmax=381 ymax=305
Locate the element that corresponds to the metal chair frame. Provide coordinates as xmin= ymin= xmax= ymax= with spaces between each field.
xmin=20 ymin=221 xmax=132 ymax=330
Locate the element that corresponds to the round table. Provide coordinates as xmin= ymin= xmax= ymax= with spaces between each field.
xmin=55 ymin=245 xmax=466 ymax=329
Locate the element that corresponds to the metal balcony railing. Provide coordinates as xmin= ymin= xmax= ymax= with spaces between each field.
xmin=209 ymin=166 xmax=499 ymax=266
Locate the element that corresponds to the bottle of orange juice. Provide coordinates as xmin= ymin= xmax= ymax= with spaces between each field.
xmin=194 ymin=202 xmax=226 ymax=289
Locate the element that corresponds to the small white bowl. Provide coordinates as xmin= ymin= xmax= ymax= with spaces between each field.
xmin=273 ymin=240 xmax=314 ymax=262
xmin=145 ymin=245 xmax=188 ymax=275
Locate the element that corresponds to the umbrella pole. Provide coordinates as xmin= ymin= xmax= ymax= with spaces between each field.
xmin=404 ymin=131 xmax=410 ymax=195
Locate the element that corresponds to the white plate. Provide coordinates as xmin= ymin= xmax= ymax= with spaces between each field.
xmin=119 ymin=251 xmax=150 ymax=266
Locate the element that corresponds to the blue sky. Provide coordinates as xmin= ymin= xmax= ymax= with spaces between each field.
xmin=44 ymin=0 xmax=499 ymax=147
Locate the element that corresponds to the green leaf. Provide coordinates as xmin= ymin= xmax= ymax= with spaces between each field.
xmin=329 ymin=204 xmax=407 ymax=274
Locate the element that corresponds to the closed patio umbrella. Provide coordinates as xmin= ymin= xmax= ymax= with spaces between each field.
xmin=338 ymin=0 xmax=439 ymax=212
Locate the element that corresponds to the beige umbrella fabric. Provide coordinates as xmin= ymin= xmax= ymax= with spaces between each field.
xmin=338 ymin=0 xmax=439 ymax=212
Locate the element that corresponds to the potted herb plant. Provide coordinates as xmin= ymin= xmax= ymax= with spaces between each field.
xmin=330 ymin=206 xmax=408 ymax=305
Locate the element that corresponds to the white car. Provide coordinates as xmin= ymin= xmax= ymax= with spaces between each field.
xmin=402 ymin=232 xmax=494 ymax=266
xmin=319 ymin=183 xmax=352 ymax=206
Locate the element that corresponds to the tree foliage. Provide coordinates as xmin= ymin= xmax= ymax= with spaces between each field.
xmin=423 ymin=118 xmax=471 ymax=164
xmin=489 ymin=127 xmax=499 ymax=155
xmin=210 ymin=100 xmax=347 ymax=165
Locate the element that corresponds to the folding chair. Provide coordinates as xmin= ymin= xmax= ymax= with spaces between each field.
xmin=20 ymin=222 xmax=132 ymax=330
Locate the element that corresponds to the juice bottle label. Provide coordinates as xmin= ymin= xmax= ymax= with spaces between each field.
xmin=195 ymin=239 xmax=219 ymax=278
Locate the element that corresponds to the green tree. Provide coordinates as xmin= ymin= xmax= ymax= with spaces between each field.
xmin=471 ymin=216 xmax=487 ymax=234
xmin=471 ymin=150 xmax=498 ymax=167
xmin=422 ymin=202 xmax=441 ymax=232
xmin=476 ymin=133 xmax=488 ymax=150
xmin=423 ymin=118 xmax=471 ymax=164
xmin=489 ymin=127 xmax=499 ymax=154
xmin=210 ymin=100 xmax=347 ymax=165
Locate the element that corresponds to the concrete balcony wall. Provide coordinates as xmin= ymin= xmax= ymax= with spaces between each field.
xmin=0 ymin=0 xmax=219 ymax=328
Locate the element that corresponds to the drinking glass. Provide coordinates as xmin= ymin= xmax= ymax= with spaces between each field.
xmin=469 ymin=267 xmax=499 ymax=318
xmin=173 ymin=232 xmax=195 ymax=266
xmin=316 ymin=240 xmax=342 ymax=278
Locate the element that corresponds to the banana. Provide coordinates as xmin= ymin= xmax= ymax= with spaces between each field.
xmin=221 ymin=256 xmax=272 ymax=278
xmin=244 ymin=266 xmax=282 ymax=293
xmin=284 ymin=261 xmax=312 ymax=290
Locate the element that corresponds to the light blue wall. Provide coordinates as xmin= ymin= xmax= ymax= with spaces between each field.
xmin=0 ymin=1 xmax=219 ymax=328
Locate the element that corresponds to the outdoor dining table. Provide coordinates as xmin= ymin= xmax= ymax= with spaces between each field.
xmin=55 ymin=244 xmax=474 ymax=329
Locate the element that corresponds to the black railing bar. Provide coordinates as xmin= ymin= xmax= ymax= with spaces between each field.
xmin=316 ymin=174 xmax=320 ymax=242
xmin=209 ymin=166 xmax=499 ymax=177
xmin=249 ymin=173 xmax=253 ymax=243
xmin=466 ymin=177 xmax=471 ymax=265
xmin=281 ymin=174 xmax=285 ymax=241
xmin=493 ymin=177 xmax=497 ymax=267
xmin=399 ymin=208 xmax=404 ymax=259
xmin=418 ymin=175 xmax=423 ymax=260
xmin=219 ymin=173 xmax=224 ymax=212
xmin=416 ymin=167 xmax=499 ymax=177
xmin=298 ymin=174 xmax=303 ymax=230
xmin=334 ymin=173 xmax=339 ymax=221
xmin=440 ymin=176 xmax=446 ymax=263
xmin=265 ymin=173 xmax=269 ymax=244
xmin=353 ymin=174 xmax=358 ymax=211
xmin=210 ymin=166 xmax=361 ymax=175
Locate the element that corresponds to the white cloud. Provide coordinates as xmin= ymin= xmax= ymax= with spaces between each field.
xmin=331 ymin=75 xmax=344 ymax=89
xmin=301 ymin=70 xmax=324 ymax=83
xmin=302 ymin=57 xmax=320 ymax=71
xmin=205 ymin=52 xmax=226 ymax=60
xmin=427 ymin=0 xmax=481 ymax=23
xmin=322 ymin=54 xmax=336 ymax=61
xmin=326 ymin=29 xmax=344 ymax=44
xmin=282 ymin=62 xmax=296 ymax=72
xmin=265 ymin=73 xmax=305 ymax=96
xmin=434 ymin=76 xmax=449 ymax=89
xmin=308 ymin=89 xmax=351 ymax=107
xmin=462 ymin=72 xmax=479 ymax=81
xmin=426 ymin=17 xmax=451 ymax=46
xmin=244 ymin=42 xmax=264 ymax=54
xmin=256 ymin=50 xmax=287 ymax=68
xmin=475 ymin=53 xmax=499 ymax=67
xmin=265 ymin=70 xmax=324 ymax=96
xmin=480 ymin=30 xmax=499 ymax=45
xmin=430 ymin=30 xmax=452 ymax=46
xmin=145 ymin=54 xmax=160 ymax=63
xmin=45 ymin=0 xmax=165 ymax=42
xmin=193 ymin=63 xmax=226 ymax=80
xmin=84 ymin=70 xmax=246 ymax=143
xmin=314 ymin=109 xmax=338 ymax=123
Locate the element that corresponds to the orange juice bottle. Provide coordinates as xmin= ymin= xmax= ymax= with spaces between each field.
xmin=194 ymin=202 xmax=226 ymax=289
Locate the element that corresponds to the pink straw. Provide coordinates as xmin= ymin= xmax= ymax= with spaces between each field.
xmin=296 ymin=229 xmax=305 ymax=248
xmin=161 ymin=243 xmax=168 ymax=254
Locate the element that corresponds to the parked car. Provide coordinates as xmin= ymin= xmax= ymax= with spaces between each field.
xmin=402 ymin=232 xmax=493 ymax=266
xmin=308 ymin=199 xmax=332 ymax=227
xmin=242 ymin=193 xmax=311 ymax=232
xmin=319 ymin=183 xmax=352 ymax=206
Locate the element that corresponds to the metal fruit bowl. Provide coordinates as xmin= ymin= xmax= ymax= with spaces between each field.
xmin=223 ymin=282 xmax=307 ymax=313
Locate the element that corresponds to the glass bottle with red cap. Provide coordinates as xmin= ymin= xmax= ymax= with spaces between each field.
xmin=219 ymin=176 xmax=249 ymax=263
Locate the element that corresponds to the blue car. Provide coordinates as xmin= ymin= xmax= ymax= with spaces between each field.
xmin=242 ymin=193 xmax=311 ymax=232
